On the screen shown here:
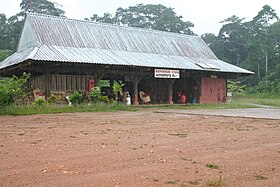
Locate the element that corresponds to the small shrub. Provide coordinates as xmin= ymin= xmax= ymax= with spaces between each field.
xmin=90 ymin=87 xmax=101 ymax=103
xmin=48 ymin=94 xmax=56 ymax=104
xmin=34 ymin=98 xmax=46 ymax=107
xmin=101 ymin=95 xmax=109 ymax=103
xmin=110 ymin=98 xmax=117 ymax=105
xmin=69 ymin=91 xmax=83 ymax=104
xmin=0 ymin=73 xmax=30 ymax=106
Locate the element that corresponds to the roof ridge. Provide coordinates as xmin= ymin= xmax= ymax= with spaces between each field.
xmin=26 ymin=12 xmax=199 ymax=39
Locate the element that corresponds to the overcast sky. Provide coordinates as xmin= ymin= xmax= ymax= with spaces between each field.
xmin=0 ymin=0 xmax=279 ymax=35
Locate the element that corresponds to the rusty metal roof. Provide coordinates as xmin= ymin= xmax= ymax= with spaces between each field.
xmin=0 ymin=13 xmax=253 ymax=74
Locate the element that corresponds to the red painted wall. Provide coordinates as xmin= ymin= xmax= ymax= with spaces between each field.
xmin=200 ymin=77 xmax=226 ymax=103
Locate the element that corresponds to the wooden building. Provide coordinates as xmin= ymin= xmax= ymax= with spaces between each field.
xmin=0 ymin=13 xmax=253 ymax=104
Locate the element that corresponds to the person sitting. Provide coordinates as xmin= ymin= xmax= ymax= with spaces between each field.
xmin=139 ymin=91 xmax=151 ymax=104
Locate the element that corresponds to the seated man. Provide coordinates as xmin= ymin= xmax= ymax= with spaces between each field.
xmin=139 ymin=91 xmax=151 ymax=104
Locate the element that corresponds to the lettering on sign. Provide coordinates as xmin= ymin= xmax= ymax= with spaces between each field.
xmin=154 ymin=69 xmax=180 ymax=79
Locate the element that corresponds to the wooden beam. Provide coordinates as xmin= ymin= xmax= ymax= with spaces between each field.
xmin=94 ymin=73 xmax=105 ymax=85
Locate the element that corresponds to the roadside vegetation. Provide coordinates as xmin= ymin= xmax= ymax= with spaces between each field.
xmin=1 ymin=94 xmax=279 ymax=116
xmin=0 ymin=73 xmax=279 ymax=116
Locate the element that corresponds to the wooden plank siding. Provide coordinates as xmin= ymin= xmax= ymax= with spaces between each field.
xmin=29 ymin=74 xmax=94 ymax=93
xmin=200 ymin=77 xmax=226 ymax=103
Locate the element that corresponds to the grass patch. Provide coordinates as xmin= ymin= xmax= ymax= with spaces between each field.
xmin=2 ymin=95 xmax=279 ymax=116
xmin=31 ymin=139 xmax=42 ymax=144
xmin=168 ymin=132 xmax=188 ymax=138
xmin=231 ymin=95 xmax=280 ymax=108
xmin=207 ymin=176 xmax=223 ymax=186
xmin=165 ymin=180 xmax=180 ymax=184
xmin=254 ymin=174 xmax=268 ymax=180
xmin=206 ymin=163 xmax=219 ymax=169
xmin=0 ymin=103 xmax=135 ymax=116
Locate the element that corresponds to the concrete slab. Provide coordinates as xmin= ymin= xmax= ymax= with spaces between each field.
xmin=157 ymin=108 xmax=280 ymax=120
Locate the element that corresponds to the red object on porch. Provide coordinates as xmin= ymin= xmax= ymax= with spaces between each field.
xmin=88 ymin=80 xmax=95 ymax=92
xmin=180 ymin=94 xmax=186 ymax=104
xmin=178 ymin=92 xmax=186 ymax=104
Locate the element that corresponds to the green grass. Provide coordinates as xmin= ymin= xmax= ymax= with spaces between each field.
xmin=231 ymin=95 xmax=280 ymax=108
xmin=138 ymin=103 xmax=257 ymax=110
xmin=168 ymin=132 xmax=188 ymax=138
xmin=0 ymin=103 xmax=135 ymax=116
xmin=165 ymin=180 xmax=180 ymax=184
xmin=254 ymin=174 xmax=268 ymax=180
xmin=1 ymin=95 xmax=279 ymax=116
xmin=206 ymin=163 xmax=219 ymax=169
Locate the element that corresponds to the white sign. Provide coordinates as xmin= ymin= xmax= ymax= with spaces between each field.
xmin=154 ymin=69 xmax=180 ymax=79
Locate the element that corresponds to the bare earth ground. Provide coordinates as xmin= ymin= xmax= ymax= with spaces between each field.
xmin=0 ymin=109 xmax=280 ymax=187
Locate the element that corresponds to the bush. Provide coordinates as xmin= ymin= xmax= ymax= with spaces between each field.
xmin=34 ymin=98 xmax=46 ymax=107
xmin=69 ymin=91 xmax=83 ymax=104
xmin=90 ymin=86 xmax=101 ymax=103
xmin=227 ymin=80 xmax=246 ymax=96
xmin=101 ymin=95 xmax=109 ymax=103
xmin=48 ymin=94 xmax=57 ymax=104
xmin=0 ymin=73 xmax=30 ymax=106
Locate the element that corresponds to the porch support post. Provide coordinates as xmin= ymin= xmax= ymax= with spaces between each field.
xmin=168 ymin=79 xmax=175 ymax=104
xmin=110 ymin=79 xmax=114 ymax=89
xmin=133 ymin=75 xmax=139 ymax=105
xmin=44 ymin=70 xmax=50 ymax=100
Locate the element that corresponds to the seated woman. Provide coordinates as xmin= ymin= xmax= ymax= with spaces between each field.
xmin=139 ymin=91 xmax=151 ymax=104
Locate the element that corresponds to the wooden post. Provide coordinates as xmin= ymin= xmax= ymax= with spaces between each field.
xmin=110 ymin=79 xmax=114 ymax=90
xmin=44 ymin=71 xmax=50 ymax=100
xmin=168 ymin=79 xmax=175 ymax=104
xmin=133 ymin=75 xmax=139 ymax=105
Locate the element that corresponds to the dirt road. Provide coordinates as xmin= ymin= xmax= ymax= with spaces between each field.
xmin=0 ymin=109 xmax=279 ymax=187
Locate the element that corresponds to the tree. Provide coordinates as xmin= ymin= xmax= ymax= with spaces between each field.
xmin=20 ymin=0 xmax=65 ymax=16
xmin=269 ymin=21 xmax=280 ymax=64
xmin=0 ymin=50 xmax=13 ymax=61
xmin=88 ymin=13 xmax=115 ymax=24
xmin=0 ymin=0 xmax=66 ymax=57
xmin=251 ymin=5 xmax=279 ymax=84
xmin=88 ymin=4 xmax=195 ymax=35
xmin=218 ymin=16 xmax=250 ymax=66
xmin=201 ymin=33 xmax=217 ymax=46
xmin=0 ymin=14 xmax=9 ymax=50
xmin=6 ymin=12 xmax=25 ymax=51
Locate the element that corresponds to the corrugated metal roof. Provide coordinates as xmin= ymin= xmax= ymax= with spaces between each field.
xmin=0 ymin=13 xmax=253 ymax=75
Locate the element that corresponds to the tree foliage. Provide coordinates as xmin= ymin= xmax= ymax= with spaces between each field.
xmin=202 ymin=4 xmax=280 ymax=92
xmin=88 ymin=4 xmax=194 ymax=35
xmin=0 ymin=49 xmax=13 ymax=61
xmin=20 ymin=0 xmax=65 ymax=16
xmin=0 ymin=0 xmax=65 ymax=56
xmin=0 ymin=73 xmax=30 ymax=106
xmin=227 ymin=80 xmax=246 ymax=95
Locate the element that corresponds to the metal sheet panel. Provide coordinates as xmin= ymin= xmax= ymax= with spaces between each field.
xmin=26 ymin=13 xmax=217 ymax=59
xmin=0 ymin=13 xmax=253 ymax=75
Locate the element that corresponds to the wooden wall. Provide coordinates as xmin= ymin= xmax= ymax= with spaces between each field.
xmin=29 ymin=74 xmax=95 ymax=92
xmin=200 ymin=77 xmax=226 ymax=103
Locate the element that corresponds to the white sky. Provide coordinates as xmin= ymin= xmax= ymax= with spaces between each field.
xmin=0 ymin=0 xmax=279 ymax=35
